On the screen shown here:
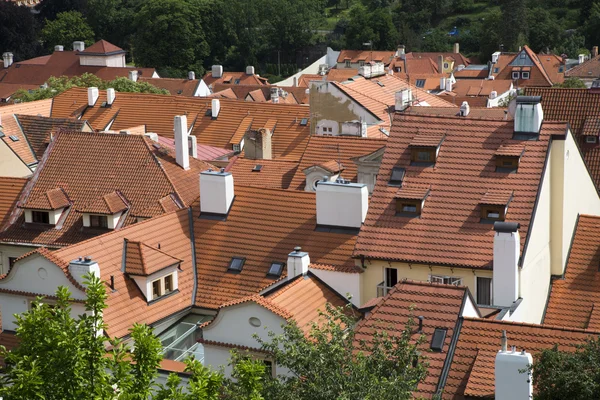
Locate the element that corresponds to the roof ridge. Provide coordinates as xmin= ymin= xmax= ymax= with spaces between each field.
xmin=462 ymin=316 xmax=600 ymax=334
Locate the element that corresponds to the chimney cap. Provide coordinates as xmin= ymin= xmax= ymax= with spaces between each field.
xmin=493 ymin=221 xmax=520 ymax=233
xmin=516 ymin=96 xmax=541 ymax=105
xmin=294 ymin=246 xmax=302 ymax=252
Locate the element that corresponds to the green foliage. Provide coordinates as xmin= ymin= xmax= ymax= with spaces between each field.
xmin=344 ymin=4 xmax=397 ymax=50
xmin=255 ymin=303 xmax=427 ymax=400
xmin=41 ymin=11 xmax=95 ymax=52
xmin=554 ymin=77 xmax=587 ymax=88
xmin=12 ymin=73 xmax=169 ymax=103
xmin=531 ymin=337 xmax=600 ymax=399
xmin=0 ymin=1 xmax=44 ymax=61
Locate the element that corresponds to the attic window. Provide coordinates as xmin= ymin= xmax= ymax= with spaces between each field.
xmin=409 ymin=133 xmax=444 ymax=166
xmin=415 ymin=79 xmax=426 ymax=88
xmin=495 ymin=144 xmax=524 ymax=173
xmin=252 ymin=164 xmax=263 ymax=172
xmin=480 ymin=190 xmax=513 ymax=222
xmin=395 ymin=186 xmax=430 ymax=217
xmin=89 ymin=215 xmax=108 ymax=229
xmin=32 ymin=210 xmax=50 ymax=224
xmin=522 ymin=71 xmax=530 ymax=80
xmin=388 ymin=167 xmax=406 ymax=186
xmin=586 ymin=136 xmax=598 ymax=144
xmin=228 ymin=257 xmax=245 ymax=273
xmin=9 ymin=135 xmax=19 ymax=142
xmin=512 ymin=71 xmax=520 ymax=80
xmin=430 ymin=328 xmax=447 ymax=352
xmin=267 ymin=262 xmax=285 ymax=277
xmin=300 ymin=118 xmax=308 ymax=126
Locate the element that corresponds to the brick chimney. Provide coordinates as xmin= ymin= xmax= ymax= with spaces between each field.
xmin=244 ymin=128 xmax=272 ymax=160
xmin=493 ymin=222 xmax=520 ymax=307
xmin=174 ymin=115 xmax=189 ymax=170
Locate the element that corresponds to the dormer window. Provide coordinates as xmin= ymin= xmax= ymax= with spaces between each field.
xmin=32 ymin=211 xmax=50 ymax=224
xmin=494 ymin=143 xmax=525 ymax=173
xmin=228 ymin=257 xmax=245 ymax=273
xmin=480 ymin=190 xmax=513 ymax=222
xmin=522 ymin=71 xmax=530 ymax=79
xmin=512 ymin=71 xmax=520 ymax=80
xmin=345 ymin=60 xmax=351 ymax=68
xmin=586 ymin=136 xmax=598 ymax=144
xmin=78 ymin=191 xmax=129 ymax=230
xmin=582 ymin=118 xmax=600 ymax=144
xmin=21 ymin=187 xmax=71 ymax=226
xmin=409 ymin=133 xmax=444 ymax=166
xmin=395 ymin=186 xmax=430 ymax=218
xmin=89 ymin=215 xmax=108 ymax=228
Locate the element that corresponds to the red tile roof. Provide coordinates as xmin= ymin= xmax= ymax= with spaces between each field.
xmin=80 ymin=40 xmax=124 ymax=55
xmin=443 ymin=318 xmax=596 ymax=398
xmin=0 ymin=131 xmax=214 ymax=247
xmin=491 ymin=46 xmax=562 ymax=87
xmin=138 ymin=77 xmax=200 ymax=97
xmin=566 ymin=55 xmax=600 ymax=79
xmin=354 ymin=280 xmax=470 ymax=398
xmin=228 ymin=158 xmax=298 ymax=189
xmin=0 ymin=177 xmax=27 ymax=230
xmin=22 ymin=187 xmax=70 ymax=210
xmin=326 ymin=69 xmax=360 ymax=82
xmin=157 ymin=136 xmax=231 ymax=162
xmin=337 ymin=50 xmax=395 ymax=65
xmin=405 ymin=106 xmax=511 ymax=120
xmin=202 ymin=71 xmax=268 ymax=87
xmin=288 ymin=135 xmax=387 ymax=190
xmin=452 ymin=79 xmax=512 ymax=97
xmin=124 ymin=239 xmax=182 ymax=276
xmin=354 ymin=114 xmax=566 ymax=268
xmin=78 ymin=191 xmax=129 ymax=214
xmin=544 ymin=215 xmax=600 ymax=329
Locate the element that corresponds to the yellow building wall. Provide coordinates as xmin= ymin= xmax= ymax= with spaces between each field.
xmin=361 ymin=259 xmax=492 ymax=305
xmin=0 ymin=141 xmax=31 ymax=178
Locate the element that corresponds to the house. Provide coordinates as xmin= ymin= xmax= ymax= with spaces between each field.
xmin=200 ymin=271 xmax=354 ymax=375
xmin=138 ymin=73 xmax=210 ymax=97
xmin=0 ymin=40 xmax=158 ymax=102
xmin=202 ymin=65 xmax=268 ymax=89
xmin=309 ymin=71 xmax=454 ymax=138
xmin=353 ymin=96 xmax=600 ymax=323
xmin=336 ymin=50 xmax=396 ymax=69
xmin=488 ymin=46 xmax=565 ymax=87
xmin=440 ymin=79 xmax=515 ymax=108
xmin=523 ymin=86 xmax=600 ymax=188
xmin=565 ymin=47 xmax=600 ymax=87
xmin=50 ymin=87 xmax=311 ymax=162
xmin=0 ymin=127 xmax=215 ymax=273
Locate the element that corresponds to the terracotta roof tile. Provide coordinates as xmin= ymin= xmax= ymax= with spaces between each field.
xmin=354 ymin=114 xmax=565 ymax=268
xmin=202 ymin=71 xmax=268 ymax=87
xmin=124 ymin=239 xmax=182 ymax=276
xmin=491 ymin=46 xmax=562 ymax=87
xmin=78 ymin=191 xmax=129 ymax=214
xmin=228 ymin=158 xmax=298 ymax=189
xmin=565 ymin=54 xmax=600 ymax=79
xmin=405 ymin=106 xmax=511 ymax=120
xmin=395 ymin=185 xmax=430 ymax=200
xmin=326 ymin=69 xmax=359 ymax=82
xmin=452 ymin=79 xmax=512 ymax=97
xmin=0 ymin=177 xmax=27 ymax=230
xmin=337 ymin=50 xmax=395 ymax=64
xmin=288 ymin=135 xmax=387 ymax=190
xmin=81 ymin=40 xmax=124 ymax=55
xmin=495 ymin=142 xmax=525 ymax=157
xmin=313 ymin=160 xmax=343 ymax=174
xmin=1 ymin=114 xmax=37 ymax=166
xmin=22 ymin=187 xmax=70 ymax=210
xmin=157 ymin=136 xmax=231 ymax=162
xmin=410 ymin=132 xmax=445 ymax=147
xmin=443 ymin=318 xmax=596 ymax=398
xmin=480 ymin=190 xmax=513 ymax=206
xmin=138 ymin=77 xmax=200 ymax=97
xmin=354 ymin=280 xmax=468 ymax=398
xmin=581 ymin=117 xmax=600 ymax=136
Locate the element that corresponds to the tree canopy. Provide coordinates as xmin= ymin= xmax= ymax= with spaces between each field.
xmin=41 ymin=11 xmax=95 ymax=52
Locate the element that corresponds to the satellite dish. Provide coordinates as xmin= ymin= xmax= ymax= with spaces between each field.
xmin=507 ymin=97 xmax=517 ymax=117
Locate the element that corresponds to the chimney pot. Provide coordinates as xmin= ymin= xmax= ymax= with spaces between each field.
xmin=246 ymin=65 xmax=255 ymax=75
xmin=72 ymin=41 xmax=85 ymax=52
xmin=211 ymin=65 xmax=223 ymax=79
xmin=501 ymin=330 xmax=507 ymax=352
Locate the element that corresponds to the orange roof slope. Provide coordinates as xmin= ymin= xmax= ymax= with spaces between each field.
xmin=0 ymin=131 xmax=213 ymax=247
xmin=354 ymin=114 xmax=566 ymax=268
xmin=138 ymin=77 xmax=200 ymax=97
xmin=326 ymin=69 xmax=359 ymax=82
xmin=337 ymin=50 xmax=395 ymax=65
xmin=354 ymin=280 xmax=470 ymax=398
xmin=124 ymin=239 xmax=182 ymax=276
xmin=15 ymin=114 xmax=86 ymax=160
xmin=566 ymin=55 xmax=600 ymax=79
xmin=193 ymin=185 xmax=359 ymax=309
xmin=443 ymin=318 xmax=596 ymax=398
xmin=452 ymin=79 xmax=512 ymax=97
xmin=80 ymin=40 xmax=124 ymax=55
xmin=405 ymin=106 xmax=511 ymax=120
xmin=544 ymin=215 xmax=600 ymax=329
xmin=491 ymin=46 xmax=561 ymax=87
xmin=228 ymin=158 xmax=298 ymax=189
xmin=0 ymin=99 xmax=52 ymax=118
xmin=288 ymin=135 xmax=387 ymax=190
xmin=202 ymin=71 xmax=268 ymax=87
xmin=53 ymin=209 xmax=195 ymax=339
xmin=1 ymin=114 xmax=37 ymax=166
xmin=0 ymin=177 xmax=27 ymax=230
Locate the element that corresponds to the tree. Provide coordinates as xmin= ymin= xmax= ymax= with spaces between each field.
xmin=86 ymin=0 xmax=139 ymax=54
xmin=527 ymin=8 xmax=562 ymax=53
xmin=584 ymin=2 xmax=600 ymax=50
xmin=531 ymin=337 xmax=600 ymax=400
xmin=35 ymin=0 xmax=88 ymax=23
xmin=345 ymin=4 xmax=398 ymax=50
xmin=500 ymin=0 xmax=528 ymax=51
xmin=11 ymin=73 xmax=169 ymax=103
xmin=554 ymin=77 xmax=587 ymax=88
xmin=255 ymin=303 xmax=428 ymax=400
xmin=41 ymin=11 xmax=95 ymax=52
xmin=421 ymin=28 xmax=451 ymax=52
xmin=0 ymin=1 xmax=44 ymax=61
xmin=133 ymin=0 xmax=209 ymax=77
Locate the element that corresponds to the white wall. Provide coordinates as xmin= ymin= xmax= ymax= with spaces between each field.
xmin=0 ymin=244 xmax=36 ymax=275
xmin=202 ymin=344 xmax=235 ymax=376
xmin=79 ymin=54 xmax=126 ymax=67
xmin=461 ymin=295 xmax=480 ymax=318
xmin=131 ymin=265 xmax=179 ymax=302
xmin=196 ymin=80 xmax=211 ymax=97
xmin=0 ymin=140 xmax=32 ymax=177
xmin=309 ymin=267 xmax=361 ymax=306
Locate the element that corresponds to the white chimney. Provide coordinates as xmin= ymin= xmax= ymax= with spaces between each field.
xmin=489 ymin=90 xmax=498 ymax=100
xmin=445 ymin=80 xmax=453 ymax=92
xmin=395 ymin=88 xmax=413 ymax=111
xmin=453 ymin=42 xmax=460 ymax=54
xmin=514 ymin=96 xmax=543 ymax=134
xmin=495 ymin=344 xmax=533 ymax=400
xmin=396 ymin=45 xmax=406 ymax=57
xmin=128 ymin=70 xmax=138 ymax=82
xmin=188 ymin=135 xmax=198 ymax=158
xmin=211 ymin=99 xmax=220 ymax=118
xmin=293 ymin=76 xmax=298 ymax=87
xmin=188 ymin=71 xmax=195 ymax=80
xmin=2 ymin=52 xmax=13 ymax=68
xmin=578 ymin=54 xmax=585 ymax=64
xmin=174 ymin=115 xmax=189 ymax=170
xmin=287 ymin=247 xmax=310 ymax=280
xmin=200 ymin=169 xmax=234 ymax=215
xmin=106 ymin=88 xmax=116 ymax=105
xmin=316 ymin=180 xmax=368 ymax=229
xmin=87 ymin=87 xmax=99 ymax=107
xmin=492 ymin=51 xmax=501 ymax=64
xmin=460 ymin=101 xmax=470 ymax=116
xmin=144 ymin=132 xmax=158 ymax=142
xmin=271 ymin=87 xmax=279 ymax=103
xmin=73 ymin=41 xmax=85 ymax=51
xmin=493 ymin=222 xmax=520 ymax=307
xmin=69 ymin=256 xmax=100 ymax=287
xmin=54 ymin=45 xmax=64 ymax=52
xmin=440 ymin=77 xmax=447 ymax=90
xmin=211 ymin=65 xmax=223 ymax=78
xmin=246 ymin=66 xmax=255 ymax=75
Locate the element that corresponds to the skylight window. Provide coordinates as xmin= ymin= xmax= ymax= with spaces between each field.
xmin=252 ymin=164 xmax=263 ymax=172
xmin=389 ymin=167 xmax=406 ymax=186
xmin=430 ymin=328 xmax=447 ymax=352
xmin=376 ymin=81 xmax=385 ymax=87
xmin=228 ymin=257 xmax=245 ymax=273
xmin=415 ymin=79 xmax=426 ymax=88
xmin=267 ymin=262 xmax=285 ymax=277
xmin=300 ymin=118 xmax=308 ymax=126
xmin=9 ymin=135 xmax=19 ymax=142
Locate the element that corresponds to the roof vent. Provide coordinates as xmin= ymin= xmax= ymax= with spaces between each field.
xmin=73 ymin=41 xmax=85 ymax=52
xmin=388 ymin=167 xmax=405 ymax=186
xmin=128 ymin=70 xmax=138 ymax=82
xmin=54 ymin=45 xmax=64 ymax=52
xmin=430 ymin=328 xmax=447 ymax=352
xmin=188 ymin=71 xmax=195 ymax=80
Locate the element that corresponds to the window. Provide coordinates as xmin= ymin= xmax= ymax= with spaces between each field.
xmin=402 ymin=204 xmax=417 ymax=213
xmin=417 ymin=151 xmax=431 ymax=161
xmin=481 ymin=205 xmax=505 ymax=221
xmin=512 ymin=71 xmax=520 ymax=80
xmin=443 ymin=63 xmax=449 ymax=69
xmin=268 ymin=262 xmax=285 ymax=277
xmin=359 ymin=60 xmax=365 ymax=66
xmin=9 ymin=135 xmax=19 ymax=142
xmin=559 ymin=65 xmax=564 ymax=73
xmin=430 ymin=275 xmax=462 ymax=286
xmin=522 ymin=71 xmax=530 ymax=79
xmin=495 ymin=156 xmax=520 ymax=172
xmin=520 ymin=52 xmax=526 ymax=59
xmin=345 ymin=60 xmax=351 ymax=67
xmin=164 ymin=274 xmax=173 ymax=294
xmin=494 ymin=67 xmax=499 ymax=73
xmin=385 ymin=267 xmax=398 ymax=288
xmin=477 ymin=277 xmax=492 ymax=305
xmin=430 ymin=328 xmax=447 ymax=352
xmin=89 ymin=215 xmax=108 ymax=228
xmin=152 ymin=279 xmax=162 ymax=299
xmin=32 ymin=211 xmax=49 ymax=224
xmin=300 ymin=118 xmax=308 ymax=126
xmin=416 ymin=79 xmax=425 ymax=88
xmin=228 ymin=257 xmax=245 ymax=273
xmin=586 ymin=136 xmax=598 ymax=144
xmin=234 ymin=79 xmax=241 ymax=84
xmin=389 ymin=167 xmax=406 ymax=186
xmin=252 ymin=164 xmax=263 ymax=172
xmin=9 ymin=257 xmax=17 ymax=268
xmin=396 ymin=67 xmax=402 ymax=72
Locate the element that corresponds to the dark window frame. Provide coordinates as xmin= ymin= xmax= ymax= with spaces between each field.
xmin=480 ymin=205 xmax=506 ymax=221
xmin=228 ymin=257 xmax=246 ymax=273
xmin=32 ymin=210 xmax=50 ymax=224
xmin=267 ymin=262 xmax=285 ymax=277
xmin=476 ymin=276 xmax=493 ymax=305
xmin=495 ymin=155 xmax=520 ymax=172
xmin=89 ymin=214 xmax=109 ymax=229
